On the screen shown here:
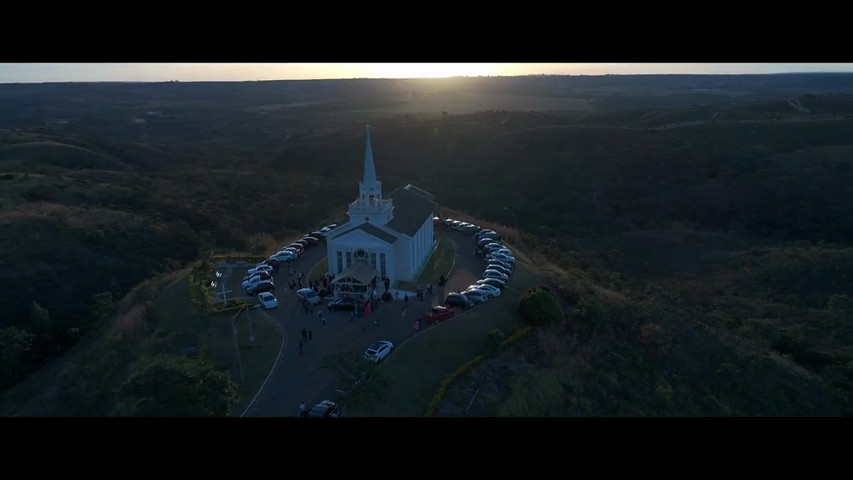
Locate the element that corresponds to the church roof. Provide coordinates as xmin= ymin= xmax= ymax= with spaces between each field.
xmin=386 ymin=184 xmax=438 ymax=237
xmin=334 ymin=222 xmax=399 ymax=244
xmin=334 ymin=260 xmax=378 ymax=285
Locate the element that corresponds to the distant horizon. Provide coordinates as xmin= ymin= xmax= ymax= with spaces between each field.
xmin=2 ymin=63 xmax=853 ymax=84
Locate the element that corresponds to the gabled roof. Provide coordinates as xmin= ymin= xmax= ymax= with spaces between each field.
xmin=334 ymin=222 xmax=399 ymax=244
xmin=333 ymin=260 xmax=378 ymax=285
xmin=386 ymin=184 xmax=437 ymax=237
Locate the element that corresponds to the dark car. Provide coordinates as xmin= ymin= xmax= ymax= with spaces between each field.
xmin=328 ymin=298 xmax=358 ymax=311
xmin=309 ymin=231 xmax=326 ymax=241
xmin=474 ymin=229 xmax=499 ymax=240
xmin=300 ymin=236 xmax=320 ymax=247
xmin=422 ymin=305 xmax=455 ymax=323
xmin=308 ymin=400 xmax=339 ymax=418
xmin=264 ymin=258 xmax=280 ymax=272
xmin=444 ymin=293 xmax=474 ymax=310
xmin=246 ymin=280 xmax=275 ymax=296
xmin=293 ymin=239 xmax=310 ymax=249
xmin=477 ymin=236 xmax=500 ymax=248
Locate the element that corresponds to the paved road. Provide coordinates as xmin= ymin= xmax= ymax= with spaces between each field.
xmin=242 ymin=229 xmax=489 ymax=417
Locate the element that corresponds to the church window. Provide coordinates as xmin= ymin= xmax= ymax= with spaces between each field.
xmin=346 ymin=251 xmax=352 ymax=268
xmin=380 ymin=253 xmax=387 ymax=276
xmin=336 ymin=251 xmax=343 ymax=272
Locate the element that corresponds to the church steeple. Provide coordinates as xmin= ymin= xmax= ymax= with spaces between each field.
xmin=359 ymin=124 xmax=382 ymax=201
xmin=350 ymin=124 xmax=393 ymax=226
xmin=363 ymin=124 xmax=378 ymax=186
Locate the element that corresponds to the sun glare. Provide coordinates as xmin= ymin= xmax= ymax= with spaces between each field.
xmin=364 ymin=63 xmax=498 ymax=79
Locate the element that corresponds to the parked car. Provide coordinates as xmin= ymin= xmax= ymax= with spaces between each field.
xmin=462 ymin=224 xmax=480 ymax=235
xmin=270 ymin=250 xmax=296 ymax=262
xmin=483 ymin=243 xmax=505 ymax=253
xmin=309 ymin=231 xmax=326 ymax=241
xmin=286 ymin=243 xmax=305 ymax=252
xmin=422 ymin=305 xmax=455 ymax=323
xmin=297 ymin=288 xmax=322 ymax=305
xmin=433 ymin=216 xmax=440 ymax=226
xmin=242 ymin=273 xmax=271 ymax=289
xmin=301 ymin=236 xmax=320 ymax=246
xmin=264 ymin=258 xmax=281 ymax=271
xmin=461 ymin=289 xmax=488 ymax=305
xmin=247 ymin=264 xmax=274 ymax=276
xmin=487 ymin=258 xmax=513 ymax=271
xmin=467 ymin=284 xmax=501 ymax=298
xmin=328 ymin=298 xmax=358 ymax=311
xmin=319 ymin=224 xmax=338 ymax=234
xmin=483 ymin=269 xmax=510 ymax=283
xmin=243 ymin=270 xmax=272 ymax=282
xmin=282 ymin=247 xmax=301 ymax=258
xmin=293 ymin=239 xmax=310 ymax=249
xmin=444 ymin=293 xmax=475 ymax=310
xmin=246 ymin=280 xmax=275 ymax=296
xmin=476 ymin=278 xmax=506 ymax=290
xmin=364 ymin=340 xmax=394 ymax=363
xmin=485 ymin=263 xmax=512 ymax=278
xmin=308 ymin=400 xmax=339 ymax=418
xmin=442 ymin=218 xmax=456 ymax=227
xmin=492 ymin=253 xmax=516 ymax=265
xmin=475 ymin=229 xmax=499 ymax=241
xmin=257 ymin=292 xmax=279 ymax=309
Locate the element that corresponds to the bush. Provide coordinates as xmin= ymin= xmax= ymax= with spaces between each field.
xmin=381 ymin=291 xmax=393 ymax=302
xmin=517 ymin=286 xmax=562 ymax=326
xmin=486 ymin=329 xmax=506 ymax=353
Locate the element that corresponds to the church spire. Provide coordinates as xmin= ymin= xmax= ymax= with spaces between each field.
xmin=363 ymin=124 xmax=377 ymax=185
xmin=359 ymin=124 xmax=382 ymax=201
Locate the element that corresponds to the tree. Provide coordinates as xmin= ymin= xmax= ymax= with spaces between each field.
xmin=517 ymin=286 xmax=562 ymax=326
xmin=0 ymin=326 xmax=35 ymax=390
xmin=113 ymin=354 xmax=239 ymax=417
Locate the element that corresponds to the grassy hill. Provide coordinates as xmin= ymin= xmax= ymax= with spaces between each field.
xmin=2 ymin=74 xmax=853 ymax=415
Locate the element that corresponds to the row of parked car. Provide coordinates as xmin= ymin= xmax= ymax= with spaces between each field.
xmin=443 ymin=227 xmax=516 ymax=310
xmin=442 ymin=218 xmax=482 ymax=236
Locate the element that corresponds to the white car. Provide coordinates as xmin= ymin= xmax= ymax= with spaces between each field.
xmin=364 ymin=340 xmax=394 ymax=363
xmin=296 ymin=288 xmax=322 ymax=305
xmin=257 ymin=292 xmax=279 ymax=309
xmin=483 ymin=269 xmax=509 ymax=283
xmin=282 ymin=247 xmax=301 ymax=258
xmin=247 ymin=264 xmax=274 ymax=276
xmin=493 ymin=256 xmax=515 ymax=266
xmin=319 ymin=224 xmax=338 ymax=234
xmin=270 ymin=250 xmax=296 ymax=262
xmin=494 ymin=248 xmax=513 ymax=257
xmin=461 ymin=289 xmax=488 ymax=304
xmin=468 ymin=284 xmax=501 ymax=298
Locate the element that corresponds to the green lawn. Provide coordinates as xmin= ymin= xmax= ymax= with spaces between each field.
xmin=345 ymin=259 xmax=541 ymax=416
xmin=399 ymin=237 xmax=454 ymax=291
xmin=150 ymin=275 xmax=282 ymax=417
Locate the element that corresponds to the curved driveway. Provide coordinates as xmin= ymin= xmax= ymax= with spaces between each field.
xmin=244 ymin=228 xmax=488 ymax=417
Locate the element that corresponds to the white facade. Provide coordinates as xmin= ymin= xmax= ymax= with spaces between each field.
xmin=326 ymin=126 xmax=436 ymax=287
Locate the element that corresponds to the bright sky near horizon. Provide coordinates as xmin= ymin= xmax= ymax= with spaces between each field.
xmin=1 ymin=63 xmax=852 ymax=83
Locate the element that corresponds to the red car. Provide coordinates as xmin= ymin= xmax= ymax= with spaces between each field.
xmin=422 ymin=306 xmax=455 ymax=324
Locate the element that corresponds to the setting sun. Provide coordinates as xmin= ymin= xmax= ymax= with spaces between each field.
xmin=362 ymin=63 xmax=498 ymax=79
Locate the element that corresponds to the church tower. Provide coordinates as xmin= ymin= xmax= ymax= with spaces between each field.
xmin=348 ymin=125 xmax=393 ymax=225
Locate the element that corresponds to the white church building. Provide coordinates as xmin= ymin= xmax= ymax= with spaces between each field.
xmin=326 ymin=126 xmax=437 ymax=299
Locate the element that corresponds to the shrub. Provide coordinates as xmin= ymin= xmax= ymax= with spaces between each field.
xmin=381 ymin=291 xmax=393 ymax=302
xmin=486 ymin=329 xmax=506 ymax=353
xmin=517 ymin=286 xmax=562 ymax=326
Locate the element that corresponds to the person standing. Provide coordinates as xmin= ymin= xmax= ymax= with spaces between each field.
xmin=299 ymin=340 xmax=303 ymax=355
xmin=301 ymin=327 xmax=308 ymax=342
xmin=299 ymin=401 xmax=307 ymax=417
xmin=308 ymin=328 xmax=313 ymax=341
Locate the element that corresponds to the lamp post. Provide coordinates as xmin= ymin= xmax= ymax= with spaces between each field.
xmin=503 ymin=206 xmax=519 ymax=241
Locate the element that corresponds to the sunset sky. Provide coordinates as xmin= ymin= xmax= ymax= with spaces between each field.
xmin=1 ymin=63 xmax=852 ymax=83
